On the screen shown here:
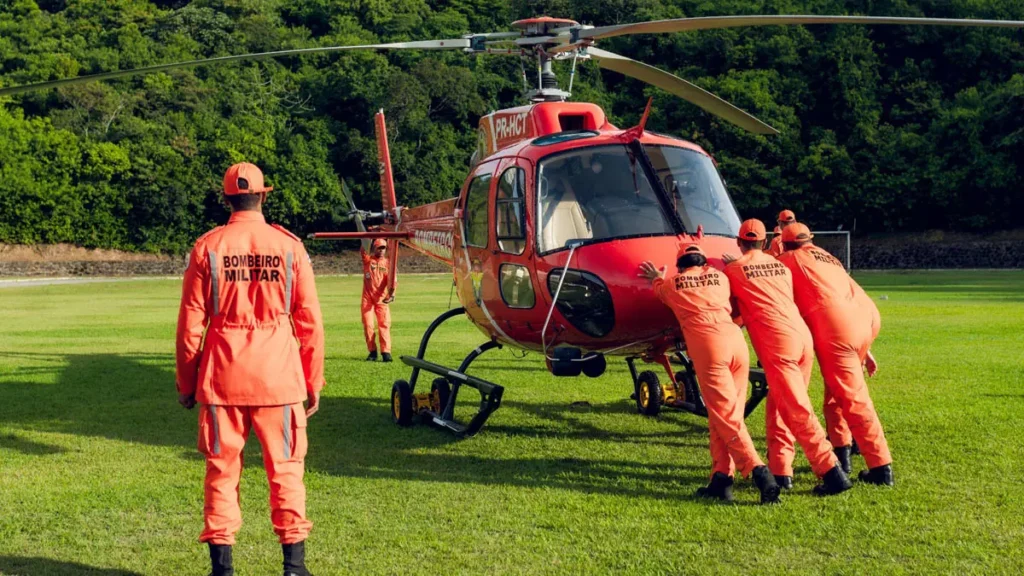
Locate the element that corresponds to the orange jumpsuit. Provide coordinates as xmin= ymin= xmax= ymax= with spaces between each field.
xmin=767 ymin=231 xmax=785 ymax=258
xmin=361 ymin=249 xmax=392 ymax=354
xmin=176 ymin=210 xmax=325 ymax=545
xmin=778 ymin=245 xmax=891 ymax=469
xmin=724 ymin=250 xmax=838 ymax=478
xmin=653 ymin=265 xmax=765 ymax=478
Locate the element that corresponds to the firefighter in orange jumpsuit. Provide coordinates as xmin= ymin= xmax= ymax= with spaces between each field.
xmin=767 ymin=209 xmax=796 ymax=257
xmin=361 ymin=238 xmax=394 ymax=362
xmin=640 ymin=244 xmax=780 ymax=504
xmin=723 ymin=219 xmax=852 ymax=495
xmin=777 ymin=223 xmax=893 ymax=485
xmin=176 ymin=162 xmax=324 ymax=576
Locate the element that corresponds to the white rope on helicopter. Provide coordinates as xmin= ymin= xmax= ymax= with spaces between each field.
xmin=541 ymin=240 xmax=581 ymax=359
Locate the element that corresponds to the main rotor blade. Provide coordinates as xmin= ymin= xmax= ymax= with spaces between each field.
xmin=0 ymin=39 xmax=471 ymax=97
xmin=581 ymin=15 xmax=1024 ymax=40
xmin=589 ymin=48 xmax=778 ymax=135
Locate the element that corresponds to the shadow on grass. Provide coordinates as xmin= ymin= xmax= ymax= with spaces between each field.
xmin=0 ymin=352 xmax=711 ymax=500
xmin=307 ymin=395 xmax=710 ymax=500
xmin=0 ymin=556 xmax=141 ymax=575
xmin=0 ymin=433 xmax=67 ymax=456
xmin=0 ymin=352 xmax=194 ymax=449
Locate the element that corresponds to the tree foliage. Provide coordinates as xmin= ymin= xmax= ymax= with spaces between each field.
xmin=1 ymin=0 xmax=1022 ymax=252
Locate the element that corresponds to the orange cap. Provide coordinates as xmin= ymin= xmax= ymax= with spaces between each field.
xmin=778 ymin=209 xmax=796 ymax=223
xmin=372 ymin=239 xmax=387 ymax=250
xmin=676 ymin=242 xmax=706 ymax=260
xmin=781 ymin=222 xmax=814 ymax=243
xmin=223 ymin=162 xmax=273 ymax=195
xmin=738 ymin=219 xmax=767 ymax=242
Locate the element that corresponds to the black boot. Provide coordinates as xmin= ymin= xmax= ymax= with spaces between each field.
xmin=695 ymin=472 xmax=734 ymax=502
xmin=381 ymin=352 xmax=393 ymax=363
xmin=208 ymin=544 xmax=234 ymax=576
xmin=858 ymin=464 xmax=894 ymax=486
xmin=752 ymin=466 xmax=780 ymax=505
xmin=774 ymin=475 xmax=793 ymax=490
xmin=813 ymin=465 xmax=853 ymax=496
xmin=851 ymin=439 xmax=861 ymax=455
xmin=834 ymin=445 xmax=852 ymax=475
xmin=283 ymin=541 xmax=312 ymax=576
xmin=365 ymin=351 xmax=377 ymax=362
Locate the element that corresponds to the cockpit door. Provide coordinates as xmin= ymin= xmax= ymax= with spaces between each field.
xmin=490 ymin=157 xmax=540 ymax=317
xmin=454 ymin=160 xmax=499 ymax=319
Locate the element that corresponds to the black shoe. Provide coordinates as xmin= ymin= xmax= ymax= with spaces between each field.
xmin=858 ymin=464 xmax=894 ymax=486
xmin=774 ymin=475 xmax=793 ymax=490
xmin=365 ymin=351 xmax=377 ymax=362
xmin=752 ymin=466 xmax=780 ymax=505
xmin=208 ymin=544 xmax=234 ymax=576
xmin=813 ymin=465 xmax=854 ymax=496
xmin=381 ymin=353 xmax=393 ymax=363
xmin=283 ymin=541 xmax=312 ymax=576
xmin=834 ymin=445 xmax=852 ymax=475
xmin=695 ymin=472 xmax=734 ymax=502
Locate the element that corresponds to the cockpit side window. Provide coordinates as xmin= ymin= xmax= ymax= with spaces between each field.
xmin=496 ymin=167 xmax=527 ymax=255
xmin=464 ymin=174 xmax=491 ymax=248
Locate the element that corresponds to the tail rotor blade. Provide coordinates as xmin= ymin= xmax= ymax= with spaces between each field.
xmin=589 ymin=48 xmax=778 ymax=135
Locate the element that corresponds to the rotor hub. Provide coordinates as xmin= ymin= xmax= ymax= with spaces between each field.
xmin=511 ymin=16 xmax=579 ymax=37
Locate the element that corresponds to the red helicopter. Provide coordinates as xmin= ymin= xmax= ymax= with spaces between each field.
xmin=4 ymin=13 xmax=1022 ymax=436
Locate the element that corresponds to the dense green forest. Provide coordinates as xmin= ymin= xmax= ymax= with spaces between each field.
xmin=1 ymin=0 xmax=1022 ymax=253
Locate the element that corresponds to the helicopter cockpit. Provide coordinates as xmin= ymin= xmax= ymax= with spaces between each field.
xmin=537 ymin=144 xmax=741 ymax=253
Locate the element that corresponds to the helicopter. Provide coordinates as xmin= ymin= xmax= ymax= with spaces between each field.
xmin=3 ymin=12 xmax=1022 ymax=437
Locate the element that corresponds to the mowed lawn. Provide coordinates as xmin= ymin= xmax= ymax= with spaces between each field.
xmin=1 ymin=271 xmax=1022 ymax=575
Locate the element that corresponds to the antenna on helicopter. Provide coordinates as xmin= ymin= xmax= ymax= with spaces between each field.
xmin=623 ymin=98 xmax=655 ymax=141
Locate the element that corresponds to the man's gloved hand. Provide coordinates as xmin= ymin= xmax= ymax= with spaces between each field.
xmin=178 ymin=393 xmax=196 ymax=410
xmin=383 ymin=295 xmax=394 ymax=304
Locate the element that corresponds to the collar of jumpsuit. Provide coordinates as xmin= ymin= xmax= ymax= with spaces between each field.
xmin=228 ymin=211 xmax=266 ymax=224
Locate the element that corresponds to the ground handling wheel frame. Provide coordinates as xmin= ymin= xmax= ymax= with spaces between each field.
xmin=391 ymin=307 xmax=505 ymax=438
xmin=627 ymin=352 xmax=768 ymax=419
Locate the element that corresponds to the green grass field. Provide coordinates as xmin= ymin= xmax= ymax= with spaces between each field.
xmin=1 ymin=271 xmax=1023 ymax=575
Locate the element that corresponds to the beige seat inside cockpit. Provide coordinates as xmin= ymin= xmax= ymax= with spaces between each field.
xmin=542 ymin=178 xmax=592 ymax=251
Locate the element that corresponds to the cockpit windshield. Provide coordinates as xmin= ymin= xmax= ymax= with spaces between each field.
xmin=645 ymin=145 xmax=741 ymax=238
xmin=537 ymin=146 xmax=673 ymax=253
xmin=536 ymin=144 xmax=740 ymax=253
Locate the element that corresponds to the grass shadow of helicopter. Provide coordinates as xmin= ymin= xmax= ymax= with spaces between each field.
xmin=0 ymin=556 xmax=143 ymax=576
xmin=308 ymin=395 xmax=726 ymax=502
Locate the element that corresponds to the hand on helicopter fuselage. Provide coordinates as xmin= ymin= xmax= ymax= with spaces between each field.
xmin=638 ymin=261 xmax=666 ymax=284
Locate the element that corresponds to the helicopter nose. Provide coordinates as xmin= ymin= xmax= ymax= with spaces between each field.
xmin=545 ymin=268 xmax=615 ymax=338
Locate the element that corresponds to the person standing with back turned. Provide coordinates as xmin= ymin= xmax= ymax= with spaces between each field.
xmin=723 ymin=218 xmax=852 ymax=495
xmin=176 ymin=162 xmax=325 ymax=576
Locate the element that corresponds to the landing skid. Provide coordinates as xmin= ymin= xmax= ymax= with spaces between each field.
xmin=628 ymin=352 xmax=768 ymax=418
xmin=390 ymin=307 xmax=505 ymax=438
